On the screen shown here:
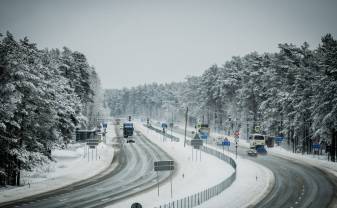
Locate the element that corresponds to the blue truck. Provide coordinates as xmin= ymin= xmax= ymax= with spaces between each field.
xmin=123 ymin=122 xmax=134 ymax=142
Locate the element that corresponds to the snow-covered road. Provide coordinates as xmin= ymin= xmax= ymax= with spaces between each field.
xmin=0 ymin=124 xmax=172 ymax=208
xmin=108 ymin=122 xmax=235 ymax=208
xmin=171 ymin=124 xmax=337 ymax=208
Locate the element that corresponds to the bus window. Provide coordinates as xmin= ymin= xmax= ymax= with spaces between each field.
xmin=255 ymin=135 xmax=265 ymax=140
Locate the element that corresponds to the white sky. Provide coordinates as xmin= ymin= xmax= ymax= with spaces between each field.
xmin=1 ymin=0 xmax=337 ymax=89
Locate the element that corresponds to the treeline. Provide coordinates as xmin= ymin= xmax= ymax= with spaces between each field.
xmin=0 ymin=32 xmax=105 ymax=186
xmin=105 ymin=82 xmax=183 ymax=119
xmin=105 ymin=34 xmax=337 ymax=160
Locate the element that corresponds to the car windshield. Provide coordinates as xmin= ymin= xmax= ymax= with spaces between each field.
xmin=255 ymin=136 xmax=265 ymax=140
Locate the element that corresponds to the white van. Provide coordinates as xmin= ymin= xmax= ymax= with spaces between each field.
xmin=249 ymin=134 xmax=265 ymax=147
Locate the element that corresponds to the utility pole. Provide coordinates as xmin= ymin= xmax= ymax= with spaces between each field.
xmin=171 ymin=111 xmax=173 ymax=140
xmin=184 ymin=107 xmax=188 ymax=147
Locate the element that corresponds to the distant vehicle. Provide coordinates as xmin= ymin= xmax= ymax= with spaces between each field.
xmin=216 ymin=137 xmax=223 ymax=146
xmin=127 ymin=139 xmax=135 ymax=143
xmin=249 ymin=134 xmax=265 ymax=147
xmin=114 ymin=118 xmax=121 ymax=125
xmin=265 ymin=136 xmax=275 ymax=147
xmin=247 ymin=147 xmax=258 ymax=156
xmin=256 ymin=145 xmax=267 ymax=154
xmin=198 ymin=124 xmax=210 ymax=140
xmin=123 ymin=122 xmax=134 ymax=138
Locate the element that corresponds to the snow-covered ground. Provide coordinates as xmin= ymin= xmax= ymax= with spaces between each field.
xmin=108 ymin=122 xmax=235 ymax=208
xmin=216 ymin=127 xmax=337 ymax=178
xmin=163 ymin=124 xmax=274 ymax=208
xmin=0 ymin=124 xmax=115 ymax=203
xmin=109 ymin=122 xmax=274 ymax=208
xmin=267 ymin=145 xmax=337 ymax=177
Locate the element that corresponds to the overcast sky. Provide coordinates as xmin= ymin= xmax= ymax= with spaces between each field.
xmin=1 ymin=0 xmax=337 ymax=89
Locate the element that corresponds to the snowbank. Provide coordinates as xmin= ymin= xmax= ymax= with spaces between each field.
xmin=0 ymin=123 xmax=115 ymax=203
xmin=267 ymin=145 xmax=337 ymax=177
xmin=107 ymin=123 xmax=235 ymax=208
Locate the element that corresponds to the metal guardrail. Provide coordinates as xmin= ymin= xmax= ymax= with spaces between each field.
xmin=145 ymin=125 xmax=237 ymax=208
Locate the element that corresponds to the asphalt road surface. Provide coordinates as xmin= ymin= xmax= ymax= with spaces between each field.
xmin=169 ymin=125 xmax=337 ymax=208
xmin=0 ymin=126 xmax=172 ymax=208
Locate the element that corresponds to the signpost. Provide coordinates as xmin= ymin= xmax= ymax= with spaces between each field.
xmin=255 ymin=126 xmax=260 ymax=133
xmin=313 ymin=143 xmax=320 ymax=152
xmin=161 ymin=123 xmax=168 ymax=142
xmin=154 ymin=160 xmax=175 ymax=198
xmin=161 ymin=123 xmax=168 ymax=129
xmin=275 ymin=136 xmax=284 ymax=145
xmin=222 ymin=139 xmax=230 ymax=153
xmin=191 ymin=134 xmax=203 ymax=161
xmin=235 ymin=142 xmax=238 ymax=159
xmin=86 ymin=138 xmax=99 ymax=161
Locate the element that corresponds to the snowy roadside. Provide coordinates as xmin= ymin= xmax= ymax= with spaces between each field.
xmin=266 ymin=146 xmax=337 ymax=177
xmin=162 ymin=124 xmax=274 ymax=208
xmin=215 ymin=127 xmax=337 ymax=178
xmin=107 ymin=122 xmax=234 ymax=208
xmin=0 ymin=123 xmax=115 ymax=203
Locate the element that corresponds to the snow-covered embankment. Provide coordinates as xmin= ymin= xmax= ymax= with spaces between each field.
xmin=0 ymin=124 xmax=116 ymax=203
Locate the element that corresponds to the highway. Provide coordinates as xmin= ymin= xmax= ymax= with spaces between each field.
xmin=168 ymin=125 xmax=337 ymax=208
xmin=0 ymin=125 xmax=172 ymax=208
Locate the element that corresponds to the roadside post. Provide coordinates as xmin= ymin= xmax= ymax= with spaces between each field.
xmin=275 ymin=136 xmax=284 ymax=146
xmin=235 ymin=142 xmax=238 ymax=159
xmin=191 ymin=134 xmax=203 ymax=162
xmin=169 ymin=122 xmax=174 ymax=142
xmin=154 ymin=160 xmax=175 ymax=198
xmin=161 ymin=123 xmax=168 ymax=142
xmin=234 ymin=134 xmax=239 ymax=159
xmin=86 ymin=138 xmax=99 ymax=161
xmin=223 ymin=139 xmax=230 ymax=152
xmin=313 ymin=143 xmax=320 ymax=157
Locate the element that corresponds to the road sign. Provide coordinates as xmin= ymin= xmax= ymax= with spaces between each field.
xmin=313 ymin=143 xmax=320 ymax=149
xmin=199 ymin=131 xmax=208 ymax=140
xmin=275 ymin=136 xmax=284 ymax=144
xmin=161 ymin=123 xmax=168 ymax=129
xmin=235 ymin=137 xmax=239 ymax=143
xmin=154 ymin=160 xmax=174 ymax=171
xmin=154 ymin=166 xmax=175 ymax=171
xmin=223 ymin=140 xmax=230 ymax=146
xmin=191 ymin=139 xmax=203 ymax=146
xmin=154 ymin=160 xmax=174 ymax=198
xmin=86 ymin=139 xmax=99 ymax=146
xmin=234 ymin=131 xmax=240 ymax=136
xmin=154 ymin=160 xmax=174 ymax=167
xmin=255 ymin=126 xmax=260 ymax=133
xmin=102 ymin=123 xmax=107 ymax=128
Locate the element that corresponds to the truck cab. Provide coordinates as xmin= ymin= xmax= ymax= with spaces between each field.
xmin=123 ymin=122 xmax=134 ymax=139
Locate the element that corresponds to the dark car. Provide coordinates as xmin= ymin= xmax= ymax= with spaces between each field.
xmin=126 ymin=139 xmax=135 ymax=143
xmin=247 ymin=148 xmax=258 ymax=156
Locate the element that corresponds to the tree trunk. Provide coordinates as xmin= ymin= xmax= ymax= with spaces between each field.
xmin=332 ymin=128 xmax=336 ymax=162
